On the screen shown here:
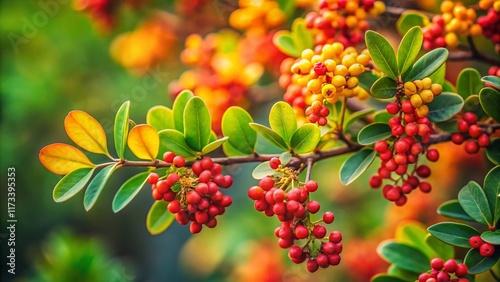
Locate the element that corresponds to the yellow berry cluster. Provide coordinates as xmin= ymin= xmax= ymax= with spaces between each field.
xmin=479 ymin=0 xmax=500 ymax=11
xmin=290 ymin=43 xmax=371 ymax=105
xmin=403 ymin=78 xmax=443 ymax=118
xmin=440 ymin=1 xmax=482 ymax=38
xmin=229 ymin=0 xmax=286 ymax=33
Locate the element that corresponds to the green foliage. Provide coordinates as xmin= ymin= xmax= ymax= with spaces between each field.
xmin=114 ymin=101 xmax=131 ymax=159
xmin=479 ymin=87 xmax=500 ymax=123
xmin=339 ymin=149 xmax=376 ymax=185
xmin=481 ymin=230 xmax=500 ymax=245
xmin=482 ymin=76 xmax=500 ymax=89
xmin=464 ymin=248 xmax=500 ymax=274
xmin=428 ymin=222 xmax=480 ymax=248
xmin=404 ymin=48 xmax=448 ymax=81
xmin=397 ymin=26 xmax=423 ymax=75
xmin=112 ymin=172 xmax=150 ymax=213
xmin=426 ymin=93 xmax=464 ymax=122
xmin=53 ymin=167 xmax=94 ymax=202
xmin=270 ymin=102 xmax=298 ymax=144
xmin=484 ymin=166 xmax=500 ymax=224
xmin=371 ymin=76 xmax=398 ymax=99
xmin=396 ymin=11 xmax=429 ymax=35
xmin=290 ymin=123 xmax=320 ymax=154
xmin=146 ymin=201 xmax=175 ymax=235
xmin=377 ymin=241 xmax=430 ymax=273
xmin=357 ymin=123 xmax=392 ymax=145
xmin=249 ymin=123 xmax=289 ymax=150
xmin=457 ymin=68 xmax=483 ymax=99
xmin=486 ymin=139 xmax=500 ymax=165
xmin=273 ymin=18 xmax=313 ymax=57
xmin=158 ymin=129 xmax=198 ymax=158
xmin=147 ymin=106 xmax=175 ymax=131
xmin=172 ymin=90 xmax=194 ymax=132
xmin=221 ymin=107 xmax=257 ymax=155
xmin=365 ymin=31 xmax=398 ymax=80
xmin=183 ymin=97 xmax=212 ymax=152
xmin=458 ymin=181 xmax=493 ymax=227
xmin=438 ymin=200 xmax=475 ymax=221
xmin=84 ymin=164 xmax=119 ymax=211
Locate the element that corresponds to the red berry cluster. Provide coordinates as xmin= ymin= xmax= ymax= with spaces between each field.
xmin=469 ymin=235 xmax=496 ymax=257
xmin=487 ymin=66 xmax=500 ymax=88
xmin=304 ymin=0 xmax=385 ymax=47
xmin=305 ymin=100 xmax=330 ymax=126
xmin=451 ymin=112 xmax=490 ymax=154
xmin=248 ymin=157 xmax=342 ymax=272
xmin=418 ymin=258 xmax=469 ymax=282
xmin=477 ymin=7 xmax=500 ymax=47
xmin=148 ymin=153 xmax=233 ymax=234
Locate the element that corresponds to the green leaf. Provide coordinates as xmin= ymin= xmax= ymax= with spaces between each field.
xmin=371 ymin=275 xmax=407 ymax=282
xmin=425 ymin=234 xmax=454 ymax=261
xmin=202 ymin=137 xmax=228 ymax=155
xmin=279 ymin=151 xmax=292 ymax=166
xmin=435 ymin=119 xmax=459 ymax=133
xmin=277 ymin=0 xmax=295 ymax=17
xmin=146 ymin=201 xmax=175 ymax=235
xmin=53 ymin=167 xmax=94 ymax=202
xmin=183 ymin=97 xmax=211 ymax=152
xmin=396 ymin=11 xmax=429 ymax=35
xmin=221 ymin=106 xmax=257 ymax=155
xmin=365 ymin=31 xmax=398 ymax=80
xmin=374 ymin=110 xmax=393 ymax=123
xmin=172 ymin=90 xmax=194 ymax=132
xmin=252 ymin=161 xmax=279 ymax=179
xmin=357 ymin=123 xmax=392 ymax=145
xmin=463 ymin=94 xmax=487 ymax=119
xmin=397 ymin=26 xmax=423 ymax=75
xmin=273 ymin=31 xmax=300 ymax=57
xmin=405 ymin=48 xmax=448 ymax=81
xmin=459 ymin=181 xmax=493 ymax=226
xmin=159 ymin=129 xmax=197 ymax=157
xmin=464 ymin=248 xmax=500 ymax=274
xmin=222 ymin=141 xmax=250 ymax=157
xmin=146 ymin=106 xmax=174 ymax=131
xmin=482 ymin=230 xmax=500 ymax=245
xmin=429 ymin=63 xmax=446 ymax=85
xmin=484 ymin=166 xmax=500 ymax=225
xmin=482 ymin=75 xmax=500 ymax=89
xmin=428 ymin=222 xmax=480 ymax=248
xmin=249 ymin=123 xmax=289 ymax=150
xmin=340 ymin=149 xmax=376 ymax=185
xmin=486 ymin=138 xmax=500 ymax=165
xmin=377 ymin=241 xmax=430 ymax=272
xmin=438 ymin=200 xmax=475 ymax=221
xmin=370 ymin=76 xmax=398 ymax=99
xmin=291 ymin=18 xmax=313 ymax=53
xmin=269 ymin=102 xmax=297 ymax=144
xmin=443 ymin=80 xmax=456 ymax=92
xmin=84 ymin=163 xmax=119 ymax=211
xmin=114 ymin=101 xmax=130 ymax=159
xmin=395 ymin=221 xmax=437 ymax=259
xmin=290 ymin=124 xmax=320 ymax=154
xmin=387 ymin=265 xmax=421 ymax=281
xmin=357 ymin=71 xmax=379 ymax=92
xmin=457 ymin=68 xmax=483 ymax=99
xmin=344 ymin=109 xmax=375 ymax=130
xmin=479 ymin=87 xmax=500 ymax=122
xmin=427 ymin=92 xmax=464 ymax=122
xmin=112 ymin=171 xmax=149 ymax=213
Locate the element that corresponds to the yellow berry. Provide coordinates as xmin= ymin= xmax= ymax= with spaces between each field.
xmin=334 ymin=65 xmax=348 ymax=76
xmin=356 ymin=53 xmax=371 ymax=65
xmin=422 ymin=77 xmax=432 ymax=90
xmin=420 ymin=89 xmax=434 ymax=103
xmin=494 ymin=1 xmax=500 ymax=11
xmin=466 ymin=8 xmax=477 ymax=21
xmin=307 ymin=79 xmax=322 ymax=93
xmin=348 ymin=63 xmax=365 ymax=76
xmin=291 ymin=63 xmax=300 ymax=74
xmin=321 ymin=84 xmax=336 ymax=98
xmin=301 ymin=49 xmax=315 ymax=61
xmin=296 ymin=76 xmax=309 ymax=87
xmin=311 ymin=55 xmax=323 ymax=64
xmin=479 ymin=0 xmax=493 ymax=10
xmin=332 ymin=75 xmax=347 ymax=87
xmin=326 ymin=96 xmax=339 ymax=104
xmin=344 ymin=47 xmax=358 ymax=56
xmin=404 ymin=81 xmax=417 ymax=93
xmin=355 ymin=8 xmax=367 ymax=20
xmin=445 ymin=32 xmax=459 ymax=49
xmin=346 ymin=77 xmax=359 ymax=89
xmin=371 ymin=1 xmax=385 ymax=16
xmin=345 ymin=1 xmax=358 ymax=13
xmin=440 ymin=0 xmax=454 ymax=13
xmin=311 ymin=94 xmax=323 ymax=103
xmin=446 ymin=18 xmax=460 ymax=32
xmin=331 ymin=42 xmax=345 ymax=56
xmin=357 ymin=87 xmax=369 ymax=100
xmin=336 ymin=86 xmax=343 ymax=93
xmin=345 ymin=15 xmax=358 ymax=29
xmin=322 ymin=44 xmax=335 ymax=59
xmin=298 ymin=59 xmax=312 ymax=74
xmin=342 ymin=88 xmax=355 ymax=97
xmin=411 ymin=94 xmax=423 ymax=108
xmin=414 ymin=80 xmax=424 ymax=91
xmin=454 ymin=6 xmax=467 ymax=20
xmin=342 ymin=54 xmax=356 ymax=68
xmin=442 ymin=13 xmax=453 ymax=24
xmin=431 ymin=83 xmax=443 ymax=96
xmin=324 ymin=59 xmax=336 ymax=72
xmin=470 ymin=24 xmax=483 ymax=36
xmin=416 ymin=105 xmax=429 ymax=118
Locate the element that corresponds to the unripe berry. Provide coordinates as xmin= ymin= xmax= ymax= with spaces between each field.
xmin=420 ymin=89 xmax=434 ymax=103
xmin=415 ymin=105 xmax=429 ymax=118
xmin=431 ymin=84 xmax=442 ymax=96
xmin=404 ymin=81 xmax=417 ymax=96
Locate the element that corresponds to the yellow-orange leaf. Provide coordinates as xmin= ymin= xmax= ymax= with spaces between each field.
xmin=39 ymin=143 xmax=95 ymax=175
xmin=127 ymin=124 xmax=159 ymax=160
xmin=64 ymin=110 xmax=109 ymax=155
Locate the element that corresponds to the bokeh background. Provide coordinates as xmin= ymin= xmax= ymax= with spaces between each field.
xmin=0 ymin=0 xmax=497 ymax=281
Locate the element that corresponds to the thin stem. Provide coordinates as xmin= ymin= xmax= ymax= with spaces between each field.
xmin=339 ymin=97 xmax=348 ymax=133
xmin=305 ymin=158 xmax=314 ymax=182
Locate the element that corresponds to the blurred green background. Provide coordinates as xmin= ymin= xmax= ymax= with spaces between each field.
xmin=0 ymin=1 xmax=495 ymax=281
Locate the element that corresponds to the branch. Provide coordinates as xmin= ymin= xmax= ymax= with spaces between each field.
xmin=111 ymin=122 xmax=499 ymax=170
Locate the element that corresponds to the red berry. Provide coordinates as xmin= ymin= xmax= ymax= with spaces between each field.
xmin=167 ymin=200 xmax=181 ymax=213
xmin=419 ymin=181 xmax=432 ymax=193
xmin=199 ymin=170 xmax=213 ymax=183
xmin=313 ymin=225 xmax=327 ymax=239
xmin=455 ymin=263 xmax=468 ymax=277
xmin=451 ymin=133 xmax=465 ymax=145
xmin=328 ymin=254 xmax=341 ymax=265
xmin=480 ymin=242 xmax=495 ymax=257
xmin=273 ymin=189 xmax=286 ymax=202
xmin=248 ymin=186 xmax=264 ymax=200
xmin=200 ymin=157 xmax=213 ymax=170
xmin=426 ymin=149 xmax=439 ymax=162
xmin=195 ymin=183 xmax=209 ymax=196
xmin=436 ymin=271 xmax=450 ymax=282
xmin=416 ymin=165 xmax=431 ymax=178
xmin=316 ymin=253 xmax=329 ymax=267
xmin=288 ymin=246 xmax=303 ymax=259
xmin=464 ymin=141 xmax=479 ymax=154
xmin=190 ymin=222 xmax=202 ymax=234
xmin=478 ymin=133 xmax=490 ymax=148
xmin=186 ymin=190 xmax=201 ymax=204
xmin=156 ymin=180 xmax=169 ymax=194
xmin=323 ymin=211 xmax=335 ymax=224
xmin=374 ymin=140 xmax=389 ymax=153
xmin=386 ymin=102 xmax=400 ymax=114
xmin=401 ymin=100 xmax=414 ymax=113
xmin=269 ymin=157 xmax=281 ymax=169
xmin=147 ymin=173 xmax=159 ymax=184
xmin=259 ymin=177 xmax=274 ymax=191
xmin=468 ymin=124 xmax=482 ymax=138
xmin=191 ymin=161 xmax=203 ymax=176
xmin=405 ymin=122 xmax=419 ymax=136
xmin=469 ymin=235 xmax=483 ymax=249
xmin=430 ymin=258 xmax=444 ymax=270
xmin=306 ymin=259 xmax=319 ymax=273
xmin=294 ymin=225 xmax=309 ymax=239
xmin=173 ymin=156 xmax=185 ymax=167
xmin=166 ymin=173 xmax=180 ymax=186
xmin=418 ymin=273 xmax=432 ymax=282
xmin=305 ymin=180 xmax=318 ymax=192
xmin=314 ymin=62 xmax=327 ymax=76
xmin=369 ymin=175 xmax=382 ymax=188
xmin=163 ymin=151 xmax=175 ymax=163
xmin=307 ymin=201 xmax=321 ymax=213
xmin=458 ymin=120 xmax=470 ymax=133
xmin=329 ymin=231 xmax=342 ymax=243
xmin=463 ymin=112 xmax=478 ymax=124
xmin=152 ymin=189 xmax=163 ymax=200
xmin=443 ymin=259 xmax=457 ymax=273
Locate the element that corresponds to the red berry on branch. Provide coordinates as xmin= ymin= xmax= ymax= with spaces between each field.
xmin=323 ymin=211 xmax=335 ymax=224
xmin=270 ymin=157 xmax=281 ymax=169
xmin=163 ymin=151 xmax=175 ymax=163
xmin=430 ymin=257 xmax=444 ymax=270
xmin=480 ymin=242 xmax=495 ymax=257
xmin=469 ymin=235 xmax=483 ymax=249
xmin=147 ymin=173 xmax=159 ymax=184
xmin=443 ymin=258 xmax=457 ymax=273
xmin=173 ymin=156 xmax=186 ymax=167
